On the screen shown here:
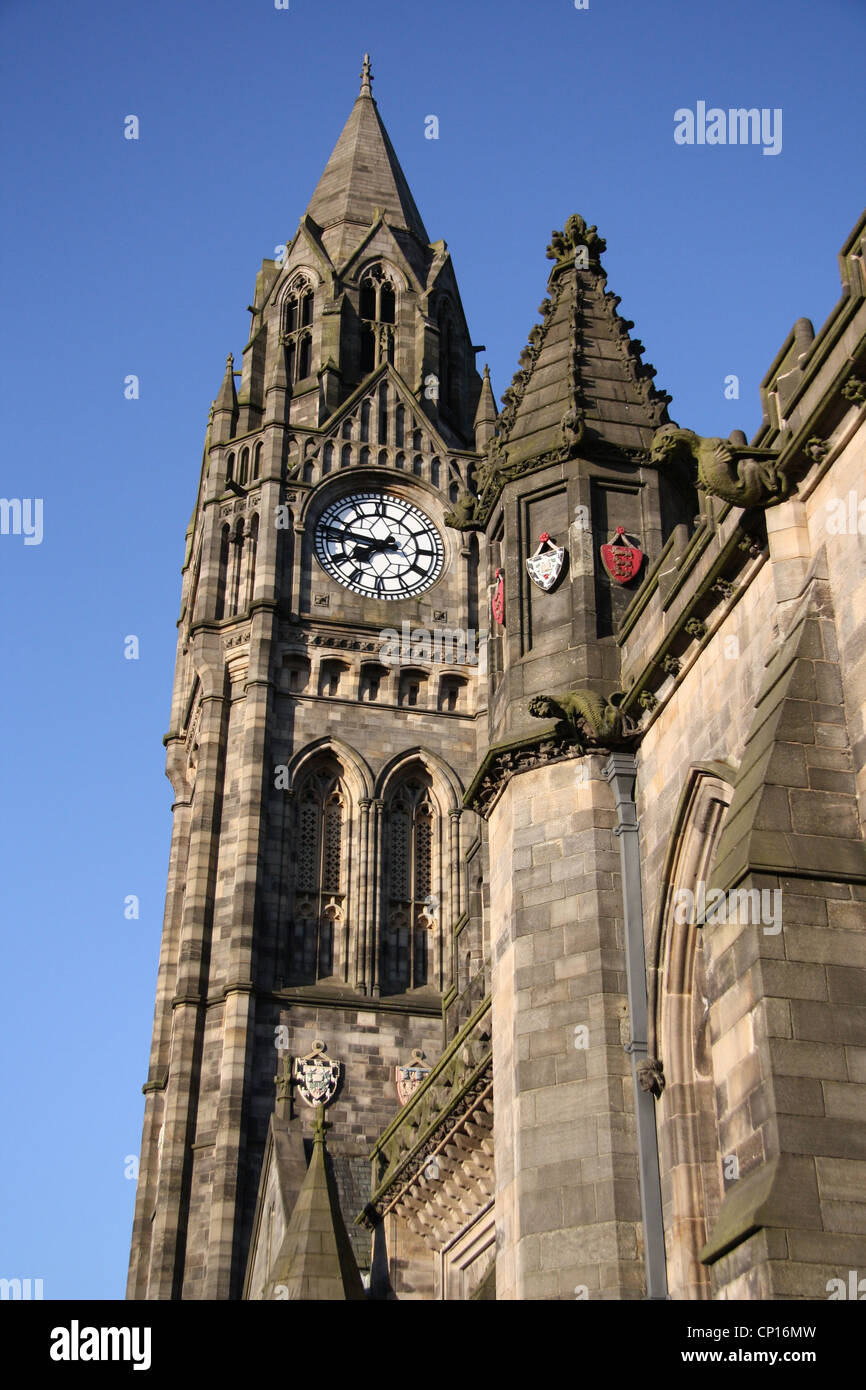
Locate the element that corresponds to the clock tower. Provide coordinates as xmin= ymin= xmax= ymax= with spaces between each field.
xmin=127 ymin=54 xmax=490 ymax=1300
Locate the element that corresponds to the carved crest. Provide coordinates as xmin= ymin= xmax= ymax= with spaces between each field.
xmin=293 ymin=1039 xmax=340 ymax=1108
xmin=491 ymin=568 xmax=505 ymax=626
xmin=600 ymin=526 xmax=643 ymax=584
xmin=396 ymin=1049 xmax=430 ymax=1106
xmin=526 ymin=532 xmax=565 ymax=591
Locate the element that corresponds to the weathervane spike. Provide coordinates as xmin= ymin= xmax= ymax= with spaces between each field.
xmin=360 ymin=52 xmax=373 ymax=95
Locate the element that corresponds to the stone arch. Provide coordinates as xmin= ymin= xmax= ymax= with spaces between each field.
xmin=651 ymin=763 xmax=735 ymax=1300
xmin=286 ymin=736 xmax=374 ymax=806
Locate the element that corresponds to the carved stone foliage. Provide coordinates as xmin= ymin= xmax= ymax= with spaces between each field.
xmin=467 ymin=734 xmax=584 ymax=818
xmin=650 ymin=426 xmax=789 ymax=508
xmin=842 ymin=375 xmax=866 ymax=405
xmin=545 ymin=212 xmax=607 ymax=267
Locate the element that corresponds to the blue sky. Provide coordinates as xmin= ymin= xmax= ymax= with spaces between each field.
xmin=0 ymin=0 xmax=863 ymax=1300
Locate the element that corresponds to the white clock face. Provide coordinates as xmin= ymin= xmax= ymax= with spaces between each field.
xmin=314 ymin=491 xmax=444 ymax=599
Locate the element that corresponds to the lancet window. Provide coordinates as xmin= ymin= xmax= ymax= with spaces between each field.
xmin=382 ymin=777 xmax=437 ymax=993
xmin=290 ymin=768 xmax=347 ymax=983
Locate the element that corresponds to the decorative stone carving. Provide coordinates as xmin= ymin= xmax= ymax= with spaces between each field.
xmin=545 ymin=213 xmax=607 ymax=267
xmin=842 ymin=375 xmax=866 ymax=404
xmin=662 ymin=654 xmax=681 ymax=677
xmin=804 ymin=436 xmax=829 ymax=462
xmin=685 ymin=617 xmax=707 ymax=641
xmin=637 ymin=1057 xmax=665 ymax=1098
xmin=293 ymin=1039 xmax=341 ymax=1108
xmin=528 ymin=689 xmax=636 ymax=745
xmin=650 ymin=426 xmax=789 ymax=508
xmin=560 ymin=404 xmax=585 ymax=449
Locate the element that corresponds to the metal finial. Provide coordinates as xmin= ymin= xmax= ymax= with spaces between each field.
xmin=360 ymin=53 xmax=373 ymax=94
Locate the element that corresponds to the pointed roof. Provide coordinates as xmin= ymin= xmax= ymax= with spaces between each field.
xmin=495 ymin=215 xmax=671 ymax=467
xmin=267 ymin=1109 xmax=366 ymax=1301
xmin=306 ymin=53 xmax=429 ymax=263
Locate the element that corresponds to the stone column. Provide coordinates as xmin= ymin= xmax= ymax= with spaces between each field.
xmin=148 ymin=683 xmax=227 ymax=1299
xmin=489 ymin=756 xmax=643 ymax=1300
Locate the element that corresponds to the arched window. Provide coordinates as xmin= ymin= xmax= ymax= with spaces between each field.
xmin=226 ymin=452 xmax=235 ymax=483
xmin=654 ymin=769 xmax=733 ymax=1299
xmin=283 ymin=276 xmax=315 ymax=382
xmin=359 ymin=264 xmax=397 ymax=374
xmin=323 ymin=441 xmax=333 ymax=474
xmin=244 ymin=514 xmax=258 ymax=608
xmin=341 ymin=443 xmax=351 ymax=469
xmin=253 ymin=442 xmax=262 ymax=481
xmin=359 ymin=280 xmax=376 ymax=321
xmin=382 ymin=777 xmax=437 ymax=994
xmin=395 ymin=403 xmax=405 ymax=448
xmin=360 ymin=399 xmax=371 ymax=442
xmin=298 ymin=334 xmax=311 ymax=380
xmin=215 ymin=523 xmax=230 ymax=620
xmin=430 ymin=456 xmax=440 ymax=487
xmin=413 ymin=454 xmax=423 ymax=477
xmin=359 ymin=446 xmax=370 ymax=469
xmin=360 ymin=326 xmax=375 ymax=375
xmin=291 ymin=767 xmax=347 ymax=983
xmin=378 ymin=382 xmax=388 ymax=444
xmin=232 ymin=518 xmax=246 ymax=616
xmin=239 ymin=448 xmax=249 ymax=487
xmin=395 ymin=451 xmax=405 ymax=470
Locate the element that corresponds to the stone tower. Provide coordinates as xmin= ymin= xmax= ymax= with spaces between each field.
xmin=127 ymin=55 xmax=489 ymax=1300
xmin=129 ymin=51 xmax=866 ymax=1301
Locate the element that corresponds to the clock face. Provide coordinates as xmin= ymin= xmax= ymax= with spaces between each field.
xmin=314 ymin=491 xmax=444 ymax=599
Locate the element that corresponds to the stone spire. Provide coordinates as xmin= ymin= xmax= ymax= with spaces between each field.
xmin=473 ymin=364 xmax=498 ymax=449
xmin=267 ymin=1109 xmax=366 ymax=1301
xmin=211 ymin=353 xmax=238 ymax=443
xmin=359 ymin=51 xmax=373 ymax=96
xmin=305 ymin=56 xmax=429 ymax=263
xmin=493 ymin=214 xmax=672 ymax=470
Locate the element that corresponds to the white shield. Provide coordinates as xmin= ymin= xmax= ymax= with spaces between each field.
xmin=293 ymin=1040 xmax=340 ymax=1108
xmin=526 ymin=534 xmax=565 ymax=591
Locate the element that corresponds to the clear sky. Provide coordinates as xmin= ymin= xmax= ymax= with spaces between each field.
xmin=0 ymin=0 xmax=863 ymax=1300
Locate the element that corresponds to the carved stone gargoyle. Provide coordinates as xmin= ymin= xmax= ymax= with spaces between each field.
xmin=637 ymin=1057 xmax=666 ymax=1098
xmin=443 ymin=492 xmax=478 ymax=530
xmin=649 ymin=425 xmax=788 ymax=508
xmin=528 ymin=689 xmax=637 ymax=746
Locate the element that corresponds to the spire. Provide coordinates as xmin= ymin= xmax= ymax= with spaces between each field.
xmin=212 ymin=353 xmax=239 ymax=443
xmin=305 ymin=58 xmax=429 ymax=263
xmin=359 ymin=52 xmax=373 ymax=96
xmin=267 ymin=1108 xmax=366 ymax=1301
xmin=473 ymin=364 xmax=498 ymax=449
xmin=493 ymin=215 xmax=671 ymax=468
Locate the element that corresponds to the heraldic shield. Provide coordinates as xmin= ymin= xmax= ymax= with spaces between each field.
xmin=293 ymin=1039 xmax=340 ymax=1108
xmin=526 ymin=532 xmax=565 ymax=591
xmin=396 ymin=1049 xmax=430 ymax=1106
xmin=600 ymin=526 xmax=643 ymax=585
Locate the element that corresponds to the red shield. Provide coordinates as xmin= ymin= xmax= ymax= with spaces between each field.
xmin=600 ymin=527 xmax=643 ymax=585
xmin=491 ymin=569 xmax=505 ymax=626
